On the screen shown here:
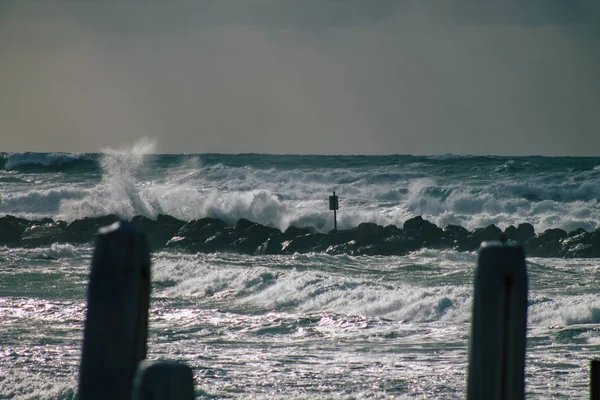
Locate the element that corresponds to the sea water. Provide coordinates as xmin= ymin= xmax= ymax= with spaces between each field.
xmin=1 ymin=149 xmax=599 ymax=398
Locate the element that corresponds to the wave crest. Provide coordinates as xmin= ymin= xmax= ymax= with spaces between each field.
xmin=2 ymin=152 xmax=96 ymax=171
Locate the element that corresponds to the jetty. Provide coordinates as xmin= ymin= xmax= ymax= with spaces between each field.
xmin=1 ymin=213 xmax=600 ymax=258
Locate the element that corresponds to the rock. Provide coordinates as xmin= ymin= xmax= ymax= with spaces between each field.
xmin=323 ymin=230 xmax=356 ymax=246
xmin=561 ymin=228 xmax=600 ymax=257
xmin=66 ymin=214 xmax=121 ymax=243
xmin=383 ymin=224 xmax=401 ymax=237
xmin=567 ymin=227 xmax=587 ymax=238
xmin=141 ymin=214 xmax=186 ymax=252
xmin=245 ymin=223 xmax=280 ymax=239
xmin=283 ymin=233 xmax=327 ymax=254
xmin=380 ymin=233 xmax=424 ymax=255
xmin=0 ymin=215 xmax=30 ymax=246
xmin=231 ymin=223 xmax=279 ymax=253
xmin=129 ymin=215 xmax=157 ymax=233
xmin=403 ymin=216 xmax=443 ymax=236
xmin=351 ymin=222 xmax=385 ymax=245
xmin=503 ymin=223 xmax=535 ymax=245
xmin=403 ymin=216 xmax=447 ymax=248
xmin=284 ymin=226 xmax=314 ymax=240
xmin=234 ymin=218 xmax=255 ymax=232
xmin=257 ymin=235 xmax=284 ymax=255
xmin=176 ymin=218 xmax=228 ymax=241
xmin=166 ymin=218 xmax=231 ymax=252
xmin=524 ymin=228 xmax=567 ymax=257
xmin=203 ymin=231 xmax=235 ymax=252
xmin=444 ymin=225 xmax=470 ymax=249
xmin=457 ymin=224 xmax=502 ymax=252
xmin=20 ymin=222 xmax=74 ymax=247
xmin=155 ymin=214 xmax=186 ymax=231
xmin=325 ymin=240 xmax=358 ymax=255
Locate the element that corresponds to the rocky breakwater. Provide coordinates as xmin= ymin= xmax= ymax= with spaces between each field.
xmin=1 ymin=214 xmax=600 ymax=258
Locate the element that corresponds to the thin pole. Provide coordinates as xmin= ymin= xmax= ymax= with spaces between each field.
xmin=334 ymin=209 xmax=337 ymax=232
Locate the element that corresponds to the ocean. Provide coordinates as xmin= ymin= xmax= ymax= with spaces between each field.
xmin=1 ymin=150 xmax=599 ymax=399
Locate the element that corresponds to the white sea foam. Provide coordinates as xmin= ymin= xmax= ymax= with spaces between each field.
xmin=154 ymin=252 xmax=473 ymax=323
xmin=42 ymin=243 xmax=82 ymax=259
xmin=0 ymin=374 xmax=76 ymax=400
xmin=528 ymin=293 xmax=600 ymax=326
xmin=2 ymin=187 xmax=86 ymax=215
xmin=152 ymin=252 xmax=600 ymax=330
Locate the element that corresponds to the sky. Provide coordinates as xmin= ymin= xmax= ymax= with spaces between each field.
xmin=1 ymin=0 xmax=599 ymax=156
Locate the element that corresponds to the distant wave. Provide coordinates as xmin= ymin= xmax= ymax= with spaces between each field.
xmin=0 ymin=152 xmax=98 ymax=172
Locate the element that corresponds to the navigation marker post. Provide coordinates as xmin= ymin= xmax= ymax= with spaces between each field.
xmin=329 ymin=191 xmax=339 ymax=233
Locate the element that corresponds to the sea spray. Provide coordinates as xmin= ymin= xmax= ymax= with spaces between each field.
xmin=58 ymin=138 xmax=164 ymax=221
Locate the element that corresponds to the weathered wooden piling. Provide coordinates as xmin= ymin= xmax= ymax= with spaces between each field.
xmin=592 ymin=360 xmax=600 ymax=400
xmin=78 ymin=221 xmax=151 ymax=400
xmin=132 ymin=360 xmax=195 ymax=400
xmin=467 ymin=240 xmax=528 ymax=400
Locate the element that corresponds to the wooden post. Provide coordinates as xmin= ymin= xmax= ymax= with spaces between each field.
xmin=133 ymin=360 xmax=195 ymax=400
xmin=467 ymin=240 xmax=528 ymax=400
xmin=592 ymin=360 xmax=600 ymax=400
xmin=78 ymin=221 xmax=151 ymax=400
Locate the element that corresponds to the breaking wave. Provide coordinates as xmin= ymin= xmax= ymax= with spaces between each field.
xmin=1 ymin=152 xmax=97 ymax=171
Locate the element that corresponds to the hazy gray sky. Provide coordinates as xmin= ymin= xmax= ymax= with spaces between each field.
xmin=1 ymin=0 xmax=599 ymax=155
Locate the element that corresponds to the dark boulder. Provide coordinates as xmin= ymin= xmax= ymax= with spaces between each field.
xmin=503 ymin=223 xmax=536 ymax=245
xmin=443 ymin=225 xmax=470 ymax=249
xmin=245 ymin=222 xmax=280 ymax=240
xmin=155 ymin=214 xmax=186 ymax=231
xmin=203 ymin=231 xmax=236 ymax=252
xmin=231 ymin=222 xmax=280 ymax=253
xmin=351 ymin=222 xmax=385 ymax=245
xmin=284 ymin=225 xmax=314 ymax=240
xmin=176 ymin=218 xmax=228 ymax=241
xmin=0 ymin=215 xmax=30 ymax=246
xmin=325 ymin=240 xmax=358 ymax=255
xmin=383 ymin=224 xmax=401 ymax=237
xmin=282 ymin=233 xmax=327 ymax=254
xmin=524 ymin=228 xmax=567 ymax=257
xmin=561 ymin=228 xmax=600 ymax=257
xmin=129 ymin=215 xmax=156 ymax=233
xmin=457 ymin=224 xmax=503 ymax=252
xmin=234 ymin=218 xmax=255 ymax=232
xmin=381 ymin=233 xmax=425 ymax=255
xmin=576 ymin=229 xmax=600 ymax=257
xmin=567 ymin=227 xmax=587 ymax=238
xmin=165 ymin=218 xmax=230 ymax=252
xmin=20 ymin=222 xmax=74 ymax=248
xmin=323 ymin=229 xmax=357 ymax=246
xmin=403 ymin=216 xmax=447 ymax=248
xmin=65 ymin=214 xmax=121 ymax=244
xmin=230 ymin=236 xmax=261 ymax=254
xmin=257 ymin=234 xmax=285 ymax=255
xmin=403 ymin=216 xmax=443 ymax=236
xmin=133 ymin=214 xmax=186 ymax=252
